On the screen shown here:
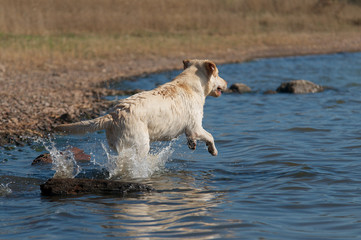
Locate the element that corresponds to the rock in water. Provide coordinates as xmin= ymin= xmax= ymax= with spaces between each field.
xmin=40 ymin=178 xmax=154 ymax=196
xmin=32 ymin=153 xmax=53 ymax=164
xmin=69 ymin=147 xmax=91 ymax=161
xmin=227 ymin=83 xmax=252 ymax=94
xmin=276 ymin=80 xmax=324 ymax=94
xmin=32 ymin=147 xmax=90 ymax=165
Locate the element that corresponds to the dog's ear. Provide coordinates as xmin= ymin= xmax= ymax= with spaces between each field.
xmin=183 ymin=59 xmax=191 ymax=69
xmin=205 ymin=61 xmax=216 ymax=77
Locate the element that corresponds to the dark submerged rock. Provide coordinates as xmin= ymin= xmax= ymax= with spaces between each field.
xmin=226 ymin=83 xmax=252 ymax=94
xmin=32 ymin=153 xmax=53 ymax=164
xmin=69 ymin=147 xmax=91 ymax=161
xmin=276 ymin=80 xmax=324 ymax=94
xmin=32 ymin=147 xmax=91 ymax=165
xmin=40 ymin=178 xmax=154 ymax=196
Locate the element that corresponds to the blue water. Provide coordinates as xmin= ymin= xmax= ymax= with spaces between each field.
xmin=1 ymin=52 xmax=361 ymax=239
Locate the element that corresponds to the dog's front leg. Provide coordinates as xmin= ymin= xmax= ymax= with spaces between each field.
xmin=203 ymin=130 xmax=218 ymax=156
xmin=185 ymin=131 xmax=197 ymax=150
xmin=187 ymin=137 xmax=197 ymax=150
xmin=186 ymin=128 xmax=218 ymax=156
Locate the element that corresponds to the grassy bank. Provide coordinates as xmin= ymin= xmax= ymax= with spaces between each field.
xmin=1 ymin=0 xmax=360 ymax=35
xmin=1 ymin=0 xmax=360 ymax=68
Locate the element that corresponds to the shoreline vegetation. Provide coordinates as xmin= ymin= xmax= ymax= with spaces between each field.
xmin=0 ymin=0 xmax=360 ymax=145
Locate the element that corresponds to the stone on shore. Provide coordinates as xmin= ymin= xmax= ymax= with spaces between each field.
xmin=32 ymin=147 xmax=91 ymax=165
xmin=40 ymin=178 xmax=154 ymax=196
xmin=276 ymin=80 xmax=324 ymax=94
xmin=226 ymin=83 xmax=252 ymax=94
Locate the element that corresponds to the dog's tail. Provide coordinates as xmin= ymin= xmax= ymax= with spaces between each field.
xmin=54 ymin=114 xmax=112 ymax=135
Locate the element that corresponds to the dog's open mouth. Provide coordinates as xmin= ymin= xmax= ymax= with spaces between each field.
xmin=215 ymin=86 xmax=223 ymax=96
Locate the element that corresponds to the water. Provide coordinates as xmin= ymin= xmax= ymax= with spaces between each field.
xmin=1 ymin=52 xmax=361 ymax=239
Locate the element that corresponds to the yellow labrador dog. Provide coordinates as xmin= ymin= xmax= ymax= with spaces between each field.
xmin=56 ymin=59 xmax=227 ymax=158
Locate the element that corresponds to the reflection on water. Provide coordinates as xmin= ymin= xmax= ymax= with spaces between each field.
xmin=1 ymin=52 xmax=361 ymax=239
xmin=97 ymin=174 xmax=224 ymax=239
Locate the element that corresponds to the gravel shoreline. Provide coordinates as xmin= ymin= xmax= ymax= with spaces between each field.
xmin=1 ymin=37 xmax=360 ymax=146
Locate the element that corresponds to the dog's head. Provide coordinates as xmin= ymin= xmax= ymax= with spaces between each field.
xmin=183 ymin=59 xmax=227 ymax=97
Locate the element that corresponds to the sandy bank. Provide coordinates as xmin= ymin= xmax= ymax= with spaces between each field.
xmin=1 ymin=35 xmax=360 ymax=146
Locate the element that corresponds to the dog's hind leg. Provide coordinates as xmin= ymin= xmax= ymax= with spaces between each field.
xmin=124 ymin=123 xmax=151 ymax=177
xmin=122 ymin=121 xmax=150 ymax=159
xmin=107 ymin=122 xmax=151 ymax=178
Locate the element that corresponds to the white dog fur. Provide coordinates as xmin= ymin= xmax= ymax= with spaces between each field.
xmin=56 ymin=59 xmax=227 ymax=158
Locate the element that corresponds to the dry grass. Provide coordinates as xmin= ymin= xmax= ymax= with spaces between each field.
xmin=1 ymin=0 xmax=360 ymax=34
xmin=0 ymin=0 xmax=360 ymax=67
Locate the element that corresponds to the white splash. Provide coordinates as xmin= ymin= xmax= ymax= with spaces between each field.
xmin=99 ymin=140 xmax=175 ymax=179
xmin=0 ymin=183 xmax=12 ymax=196
xmin=37 ymin=136 xmax=175 ymax=180
xmin=43 ymin=139 xmax=81 ymax=179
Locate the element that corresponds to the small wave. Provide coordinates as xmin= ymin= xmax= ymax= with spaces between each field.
xmin=343 ymin=145 xmax=361 ymax=150
xmin=285 ymin=127 xmax=331 ymax=132
xmin=346 ymin=82 xmax=361 ymax=88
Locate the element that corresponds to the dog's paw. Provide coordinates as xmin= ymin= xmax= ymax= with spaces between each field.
xmin=187 ymin=139 xmax=197 ymax=150
xmin=209 ymin=148 xmax=218 ymax=156
xmin=206 ymin=143 xmax=218 ymax=156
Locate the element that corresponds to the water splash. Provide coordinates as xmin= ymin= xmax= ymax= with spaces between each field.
xmin=0 ymin=183 xmax=12 ymax=196
xmin=99 ymin=140 xmax=175 ymax=179
xmin=34 ymin=136 xmax=175 ymax=179
xmin=41 ymin=138 xmax=81 ymax=179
